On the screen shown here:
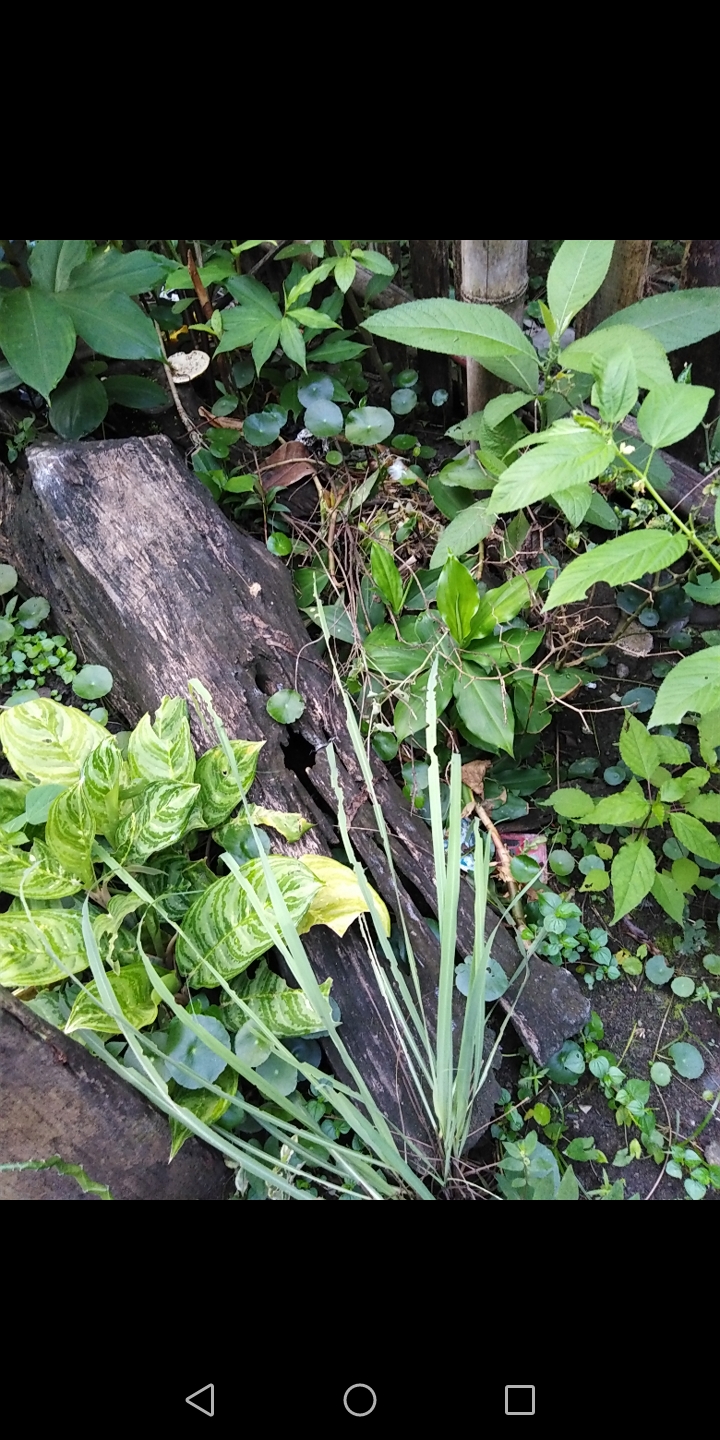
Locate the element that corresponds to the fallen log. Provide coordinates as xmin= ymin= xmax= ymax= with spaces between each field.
xmin=1 ymin=437 xmax=589 ymax=1159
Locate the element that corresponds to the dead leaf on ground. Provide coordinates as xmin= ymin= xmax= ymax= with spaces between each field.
xmin=461 ymin=760 xmax=491 ymax=796
xmin=166 ymin=350 xmax=210 ymax=384
xmin=613 ymin=620 xmax=653 ymax=657
xmin=259 ymin=440 xmax=318 ymax=490
xmin=198 ymin=406 xmax=244 ymax=431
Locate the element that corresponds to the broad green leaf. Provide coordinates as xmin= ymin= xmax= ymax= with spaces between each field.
xmin=592 ymin=345 xmax=638 ymax=424
xmin=229 ymin=806 xmax=312 ymax=843
xmin=638 ymin=382 xmax=714 ymax=449
xmin=544 ymin=530 xmax=688 ymax=610
xmin=103 ymin=374 xmax=169 ymax=410
xmin=0 ymin=563 xmax=18 ymax=594
xmin=223 ymin=957 xmax=331 ymax=1036
xmin=490 ymin=428 xmax=615 ymax=514
xmin=308 ymin=337 xmax=367 ymax=364
xmin=29 ymin=239 xmax=90 ymax=291
xmin=437 ymin=556 xmax=480 ymax=644
xmin=435 ymin=455 xmax=489 ymax=489
xmin=214 ymin=305 xmax=272 ymax=355
xmin=279 ymin=316 xmax=306 ymax=370
xmin=547 ymin=239 xmax=615 ymax=334
xmin=176 ymin=856 xmax=321 ymax=986
xmin=364 ymin=624 xmax=428 ymax=679
xmin=81 ymin=736 xmax=121 ymax=835
xmin=363 ymin=297 xmax=540 ymax=394
xmin=453 ymin=674 xmax=514 ymax=755
xmin=553 ymin=483 xmax=593 ymax=526
xmin=483 ymin=391 xmax=534 ymax=427
xmin=0 ymin=910 xmax=89 ymax=988
xmin=225 ymin=273 xmax=282 ymax=315
xmin=561 ymin=325 xmax=673 ymax=391
xmin=371 ymin=542 xmax=404 ymax=614
xmin=49 ymin=374 xmax=108 ymax=440
xmin=334 ymin=256 xmax=356 ymax=293
xmin=0 ymin=287 xmax=76 ymax=399
xmin=685 ymin=576 xmax=720 ymax=603
xmin=0 ymin=839 xmax=85 ymax=898
xmin=431 ymin=502 xmax=496 ymax=569
xmin=252 ymin=323 xmax=282 ymax=373
xmin=546 ymin=787 xmax=596 ymax=819
xmin=671 ymin=857 xmax=700 ymax=892
xmin=0 ymin=697 xmax=107 ymax=785
xmin=297 ymin=854 xmax=391 ymax=938
xmin=115 ymin=781 xmax=200 ymax=865
xmin=351 ymin=248 xmax=395 ymax=277
xmin=65 ymin=962 xmax=166 ymax=1036
xmin=611 ymin=840 xmax=656 ymax=923
xmin=167 ymin=254 xmax=236 ymax=291
xmin=618 ymin=712 xmax=660 ymax=780
xmin=127 ymin=696 xmax=195 ymax=785
xmin=344 ymin=406 xmax=394 ymax=445
xmin=69 ymin=247 xmax=171 ymax=295
xmin=465 ymin=628 xmax=544 ymax=670
xmin=469 ymin=567 xmax=547 ymax=638
xmin=591 ymin=788 xmax=652 ymax=825
xmin=687 ymin=794 xmax=720 ymax=823
xmin=698 ymin=709 xmax=720 ymax=766
xmin=0 ymin=779 xmax=31 ymax=839
xmin=394 ymin=663 xmax=455 ymax=741
xmin=653 ymin=734 xmax=693 ymax=765
xmin=648 ymin=647 xmax=720 ymax=728
xmin=0 ymin=362 xmax=20 ymax=394
xmin=54 ymin=289 xmax=162 ymax=361
xmin=584 ymin=489 xmax=620 ymax=530
xmin=169 ymin=1066 xmax=238 ymax=1158
xmin=45 ymin=781 xmax=95 ymax=888
xmin=670 ymin=812 xmax=720 ymax=863
xmin=598 ymin=288 xmax=720 ymax=351
xmin=162 ymin=1014 xmax=231 ymax=1090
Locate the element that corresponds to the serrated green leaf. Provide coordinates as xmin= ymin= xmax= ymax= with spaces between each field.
xmin=127 ymin=696 xmax=195 ymax=785
xmin=547 ymin=239 xmax=615 ymax=334
xmin=363 ymin=297 xmax=540 ymax=394
xmin=598 ymin=288 xmax=720 ymax=351
xmin=618 ymin=712 xmax=660 ymax=780
xmin=687 ymin=794 xmax=720 ymax=823
xmin=193 ymin=740 xmax=264 ymax=828
xmin=669 ymin=812 xmax=720 ymax=863
xmin=431 ymin=502 xmax=496 ymax=569
xmin=638 ymin=382 xmax=714 ymax=449
xmin=561 ymin=325 xmax=674 ymax=391
xmin=553 ymin=483 xmax=594 ymax=526
xmin=453 ymin=674 xmax=514 ymax=755
xmin=65 ymin=962 xmax=165 ymax=1036
xmin=0 ymin=910 xmax=89 ymax=988
xmin=648 ymin=648 xmax=720 ymax=728
xmin=490 ymin=427 xmax=615 ymax=514
xmin=0 ymin=697 xmax=107 ymax=785
xmin=546 ymin=787 xmax=596 ymax=818
xmin=176 ymin=856 xmax=320 ymax=987
xmin=0 ymin=839 xmax=85 ymax=898
xmin=45 ymin=781 xmax=95 ymax=888
xmin=591 ymin=787 xmax=652 ymax=825
xmin=223 ymin=957 xmax=331 ymax=1037
xmin=545 ymin=530 xmax=688 ymax=610
xmin=592 ymin=345 xmax=638 ymax=424
xmin=698 ymin=709 xmax=720 ymax=766
xmin=115 ymin=781 xmax=200 ymax=865
xmin=0 ymin=287 xmax=76 ymax=399
xmin=611 ymin=840 xmax=656 ymax=922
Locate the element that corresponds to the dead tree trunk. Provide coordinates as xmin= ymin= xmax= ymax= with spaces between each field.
xmin=574 ymin=240 xmax=651 ymax=337
xmin=409 ymin=241 xmax=452 ymax=419
xmin=1 ymin=438 xmax=589 ymax=1159
xmin=675 ymin=239 xmax=720 ymax=467
xmin=459 ymin=241 xmax=529 ymax=414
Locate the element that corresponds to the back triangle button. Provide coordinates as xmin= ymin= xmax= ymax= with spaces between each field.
xmin=186 ymin=1384 xmax=214 ymax=1417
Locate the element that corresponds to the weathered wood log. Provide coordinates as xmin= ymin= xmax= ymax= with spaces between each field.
xmin=0 ymin=987 xmax=230 ymax=1200
xmin=1 ymin=437 xmax=590 ymax=1159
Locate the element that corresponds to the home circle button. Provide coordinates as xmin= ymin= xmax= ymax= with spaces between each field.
xmin=343 ymin=1384 xmax=377 ymax=1416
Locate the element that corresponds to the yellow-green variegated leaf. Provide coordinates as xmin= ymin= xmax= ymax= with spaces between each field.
xmin=140 ymin=853 xmax=216 ymax=923
xmin=81 ymin=735 xmax=121 ymax=835
xmin=45 ymin=782 xmax=95 ymax=888
xmin=194 ymin=740 xmax=264 ymax=827
xmin=223 ymin=956 xmax=331 ymax=1035
xmin=0 ymin=910 xmax=90 ymax=988
xmin=0 ymin=839 xmax=85 ymax=898
xmin=176 ymin=855 xmax=320 ymax=987
xmin=218 ymin=805 xmax=313 ymax=846
xmin=169 ymin=1066 xmax=238 ymax=1158
xmin=114 ymin=781 xmax=201 ymax=864
xmin=64 ymin=962 xmax=174 ymax=1036
xmin=297 ymin=855 xmax=391 ymax=937
xmin=0 ymin=778 xmax=31 ymax=828
xmin=0 ymin=697 xmax=107 ymax=785
xmin=127 ymin=696 xmax=196 ymax=785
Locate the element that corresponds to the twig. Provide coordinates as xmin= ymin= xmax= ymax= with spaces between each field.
xmin=154 ymin=323 xmax=204 ymax=448
xmin=476 ymin=804 xmax=525 ymax=930
xmin=344 ymin=287 xmax=392 ymax=399
xmin=644 ymin=1088 xmax=672 ymax=1201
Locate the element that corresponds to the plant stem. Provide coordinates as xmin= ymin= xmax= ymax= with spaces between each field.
xmin=623 ymin=456 xmax=720 ymax=576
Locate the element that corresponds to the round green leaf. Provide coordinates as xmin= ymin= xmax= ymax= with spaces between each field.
xmin=163 ymin=1014 xmax=231 ymax=1090
xmin=297 ymin=375 xmax=334 ymax=406
xmin=650 ymin=1061 xmax=672 ymax=1087
xmin=266 ymin=532 xmax=292 ymax=556
xmin=232 ymin=358 xmax=255 ymax=388
xmin=266 ymin=688 xmax=305 ymax=723
xmin=510 ymin=854 xmax=541 ymax=884
xmin=89 ymin=707 xmax=108 ymax=725
xmin=669 ymin=1042 xmax=705 ymax=1079
xmin=604 ymin=766 xmax=625 ymax=786
xmin=49 ymin=375 xmax=109 ymax=440
xmin=0 ymin=617 xmax=15 ymax=641
xmin=326 ymin=449 xmax=342 ymax=466
xmin=71 ymin=664 xmax=113 ymax=700
xmin=255 ymin=1053 xmax=298 ymax=1096
xmin=622 ymin=686 xmax=656 ymax=713
xmin=432 ymin=388 xmax=449 ymax=406
xmin=371 ymin=729 xmax=399 ymax=761
xmin=234 ymin=1022 xmax=271 ymax=1068
xmin=579 ymin=854 xmax=605 ymax=874
xmin=549 ymin=849 xmax=575 ymax=877
xmin=16 ymin=596 xmax=51 ymax=629
xmin=395 ymin=369 xmax=419 ymax=387
xmin=671 ymin=976 xmax=695 ymax=998
xmin=684 ymin=1178 xmax=707 ymax=1200
xmin=702 ymin=953 xmax=720 ymax=976
xmin=0 ymin=564 xmax=18 ymax=596
xmin=345 ymin=406 xmax=394 ymax=446
xmin=391 ymin=387 xmax=418 ymax=416
xmin=304 ymin=398 xmax=343 ymax=438
xmin=645 ymin=954 xmax=674 ymax=985
xmin=244 ymin=410 xmax=282 ymax=446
